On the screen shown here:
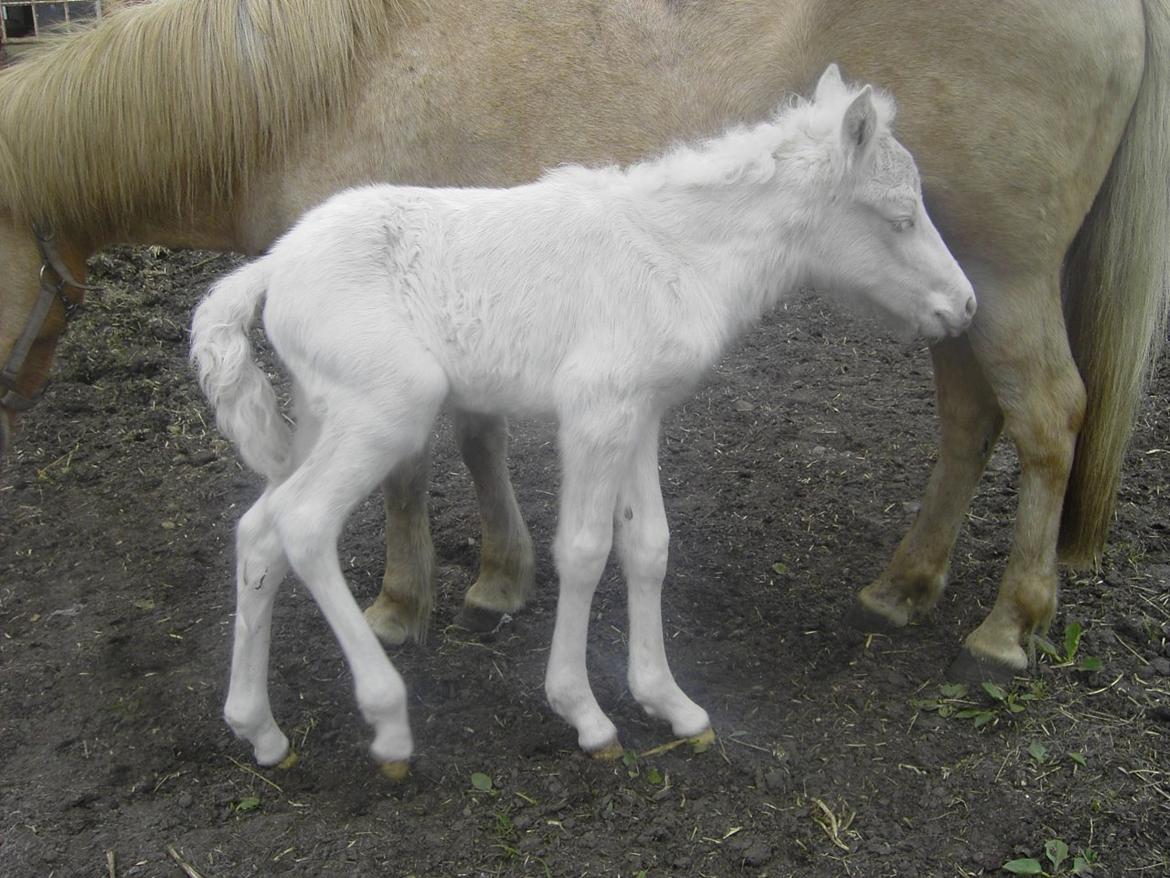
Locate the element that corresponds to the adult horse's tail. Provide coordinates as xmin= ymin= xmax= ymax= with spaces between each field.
xmin=190 ymin=260 xmax=293 ymax=483
xmin=1059 ymin=0 xmax=1170 ymax=566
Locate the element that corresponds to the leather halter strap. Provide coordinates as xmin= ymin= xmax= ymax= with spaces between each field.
xmin=0 ymin=225 xmax=89 ymax=413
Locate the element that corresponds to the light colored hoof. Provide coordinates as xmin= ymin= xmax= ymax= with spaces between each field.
xmin=380 ymin=760 xmax=411 ymax=781
xmin=589 ymin=740 xmax=625 ymax=762
xmin=363 ymin=604 xmax=411 ymax=647
xmin=276 ymin=750 xmax=300 ymax=771
xmin=689 ymin=728 xmax=716 ymax=754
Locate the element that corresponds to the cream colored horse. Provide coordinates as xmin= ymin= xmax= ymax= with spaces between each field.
xmin=1 ymin=0 xmax=1167 ymax=682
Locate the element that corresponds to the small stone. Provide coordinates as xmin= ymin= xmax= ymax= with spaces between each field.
xmin=177 ymin=791 xmax=194 ymax=808
xmin=742 ymin=840 xmax=773 ymax=867
xmin=764 ymin=768 xmax=787 ymax=790
xmin=1150 ymin=657 xmax=1170 ymax=677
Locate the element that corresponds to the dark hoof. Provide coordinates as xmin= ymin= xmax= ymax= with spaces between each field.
xmin=453 ymin=604 xmax=507 ymax=634
xmin=946 ymin=648 xmax=1021 ymax=685
xmin=842 ymin=600 xmax=904 ymax=635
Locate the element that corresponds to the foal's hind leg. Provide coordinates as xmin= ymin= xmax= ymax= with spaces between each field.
xmin=615 ymin=420 xmax=711 ymax=743
xmin=453 ymin=410 xmax=536 ymax=631
xmin=852 ymin=336 xmax=1003 ymax=628
xmin=224 ymin=491 xmax=293 ymax=766
xmin=272 ymin=390 xmax=445 ymax=767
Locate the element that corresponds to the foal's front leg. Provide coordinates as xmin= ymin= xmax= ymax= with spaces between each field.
xmin=615 ymin=421 xmax=712 ymax=744
xmin=543 ymin=409 xmax=631 ymax=755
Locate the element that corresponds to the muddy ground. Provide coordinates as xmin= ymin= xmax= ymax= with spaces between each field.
xmin=1 ymin=247 xmax=1168 ymax=877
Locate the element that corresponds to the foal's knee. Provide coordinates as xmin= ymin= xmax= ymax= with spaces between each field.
xmin=553 ymin=528 xmax=613 ymax=578
xmin=617 ymin=517 xmax=670 ymax=582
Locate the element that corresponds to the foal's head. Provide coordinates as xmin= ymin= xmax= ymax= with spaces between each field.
xmin=794 ymin=65 xmax=975 ymax=340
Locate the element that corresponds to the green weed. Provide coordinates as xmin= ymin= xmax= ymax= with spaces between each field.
xmin=1035 ymin=622 xmax=1103 ymax=673
xmin=1003 ymin=838 xmax=1098 ymax=875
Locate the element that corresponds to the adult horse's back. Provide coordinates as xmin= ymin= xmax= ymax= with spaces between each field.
xmin=1 ymin=0 xmax=1166 ymax=679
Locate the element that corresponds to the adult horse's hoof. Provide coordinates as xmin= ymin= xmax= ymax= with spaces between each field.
xmin=454 ymin=603 xmax=507 ymax=634
xmin=842 ymin=599 xmax=905 ymax=635
xmin=276 ymin=750 xmax=300 ymax=771
xmin=946 ymin=647 xmax=1021 ymax=685
xmin=380 ymin=760 xmax=411 ymax=782
xmin=363 ymin=600 xmax=413 ymax=646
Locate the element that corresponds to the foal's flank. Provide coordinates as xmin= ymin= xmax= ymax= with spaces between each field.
xmin=191 ymin=66 xmax=972 ymax=768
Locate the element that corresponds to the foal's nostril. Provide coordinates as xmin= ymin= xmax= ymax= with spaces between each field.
xmin=964 ymin=295 xmax=977 ymax=318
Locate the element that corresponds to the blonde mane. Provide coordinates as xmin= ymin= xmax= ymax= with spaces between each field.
xmin=0 ymin=0 xmax=413 ymax=238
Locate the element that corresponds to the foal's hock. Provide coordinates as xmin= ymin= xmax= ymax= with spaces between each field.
xmin=191 ymin=65 xmax=973 ymax=770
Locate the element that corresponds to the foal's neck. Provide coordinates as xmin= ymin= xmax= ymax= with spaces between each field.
xmin=637 ymin=171 xmax=811 ymax=340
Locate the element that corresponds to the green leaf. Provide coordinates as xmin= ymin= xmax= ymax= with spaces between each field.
xmin=771 ymin=562 xmax=789 ymax=575
xmin=939 ymin=683 xmax=968 ymax=699
xmin=1002 ymin=858 xmax=1044 ymax=875
xmin=645 ymin=766 xmax=664 ymax=785
xmin=1077 ymin=656 xmax=1102 ymax=672
xmin=1027 ymin=742 xmax=1048 ymax=764
xmin=1034 ymin=635 xmax=1061 ymax=660
xmin=234 ymin=796 xmax=261 ymax=813
xmin=1045 ymin=839 xmax=1069 ymax=871
xmin=982 ymin=682 xmax=1008 ymax=702
xmin=471 ymin=772 xmax=494 ymax=792
xmin=1064 ymin=622 xmax=1083 ymax=661
xmin=1069 ymin=752 xmax=1087 ymax=768
xmin=972 ymin=711 xmax=995 ymax=728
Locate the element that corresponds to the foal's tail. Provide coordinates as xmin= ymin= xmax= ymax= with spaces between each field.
xmin=190 ymin=259 xmax=293 ymax=483
xmin=1059 ymin=0 xmax=1170 ymax=566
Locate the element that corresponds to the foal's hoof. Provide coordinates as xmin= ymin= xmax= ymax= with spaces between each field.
xmin=454 ymin=603 xmax=507 ymax=634
xmin=589 ymin=739 xmax=626 ymax=762
xmin=842 ymin=599 xmax=905 ymax=635
xmin=380 ymin=761 xmax=411 ymax=782
xmin=688 ymin=728 xmax=716 ymax=754
xmin=276 ymin=750 xmax=300 ymax=771
xmin=946 ymin=648 xmax=1021 ymax=686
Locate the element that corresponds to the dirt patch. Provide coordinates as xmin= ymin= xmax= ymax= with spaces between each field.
xmin=2 ymin=247 xmax=1168 ymax=876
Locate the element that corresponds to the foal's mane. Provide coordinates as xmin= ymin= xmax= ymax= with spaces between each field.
xmin=546 ymin=84 xmax=895 ymax=196
xmin=0 ymin=0 xmax=412 ymax=238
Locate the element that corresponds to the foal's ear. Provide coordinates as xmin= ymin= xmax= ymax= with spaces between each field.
xmin=841 ymin=85 xmax=878 ymax=162
xmin=814 ymin=63 xmax=846 ymax=102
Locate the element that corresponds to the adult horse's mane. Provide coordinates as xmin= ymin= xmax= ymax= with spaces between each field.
xmin=0 ymin=0 xmax=411 ymax=237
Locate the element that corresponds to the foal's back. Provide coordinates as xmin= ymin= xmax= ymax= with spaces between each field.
xmin=263 ymin=178 xmax=700 ymax=418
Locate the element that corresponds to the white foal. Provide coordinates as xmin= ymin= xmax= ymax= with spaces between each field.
xmin=190 ymin=64 xmax=974 ymax=770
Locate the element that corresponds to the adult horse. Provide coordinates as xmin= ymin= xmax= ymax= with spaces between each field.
xmin=1 ymin=0 xmax=1167 ymax=682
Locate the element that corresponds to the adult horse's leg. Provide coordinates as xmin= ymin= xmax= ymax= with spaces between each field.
xmin=850 ymin=336 xmax=1003 ymax=627
xmin=855 ymin=273 xmax=1083 ymax=680
xmin=365 ymin=443 xmax=436 ymax=645
xmin=949 ymin=274 xmax=1085 ymax=679
xmin=615 ymin=419 xmax=711 ymax=743
xmin=452 ymin=411 xmax=536 ymax=631
xmin=365 ymin=412 xmax=534 ymax=644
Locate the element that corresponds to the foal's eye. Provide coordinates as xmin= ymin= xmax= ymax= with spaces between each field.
xmin=890 ymin=217 xmax=915 ymax=232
